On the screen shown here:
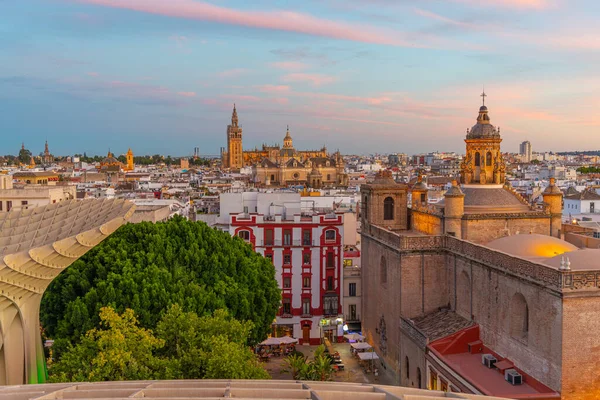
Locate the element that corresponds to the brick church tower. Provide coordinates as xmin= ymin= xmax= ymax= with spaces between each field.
xmin=225 ymin=104 xmax=243 ymax=169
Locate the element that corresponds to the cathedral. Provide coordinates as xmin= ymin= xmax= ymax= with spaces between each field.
xmin=360 ymin=96 xmax=600 ymax=400
xmin=221 ymin=105 xmax=348 ymax=188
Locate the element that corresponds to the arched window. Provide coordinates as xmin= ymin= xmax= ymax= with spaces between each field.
xmin=325 ymin=230 xmax=336 ymax=241
xmin=510 ymin=292 xmax=529 ymax=340
xmin=474 ymin=152 xmax=481 ymax=167
xmin=384 ymin=197 xmax=394 ymax=220
xmin=417 ymin=367 xmax=422 ymax=388
xmin=486 ymin=151 xmax=492 ymax=166
xmin=405 ymin=356 xmax=410 ymax=379
xmin=380 ymin=256 xmax=387 ymax=284
xmin=237 ymin=230 xmax=250 ymax=242
xmin=364 ymin=196 xmax=369 ymax=221
xmin=457 ymin=271 xmax=471 ymax=319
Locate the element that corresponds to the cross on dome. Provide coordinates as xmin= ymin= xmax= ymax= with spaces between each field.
xmin=480 ymin=88 xmax=487 ymax=106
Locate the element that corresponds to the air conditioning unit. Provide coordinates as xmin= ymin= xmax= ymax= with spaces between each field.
xmin=481 ymin=354 xmax=497 ymax=369
xmin=505 ymin=369 xmax=523 ymax=385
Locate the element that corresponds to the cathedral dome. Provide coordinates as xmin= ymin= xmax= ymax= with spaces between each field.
xmin=486 ymin=234 xmax=578 ymax=259
xmin=466 ymin=99 xmax=500 ymax=139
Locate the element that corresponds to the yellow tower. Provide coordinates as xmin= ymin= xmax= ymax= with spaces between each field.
xmin=226 ymin=104 xmax=243 ymax=170
xmin=126 ymin=148 xmax=134 ymax=171
xmin=543 ymin=178 xmax=563 ymax=238
xmin=443 ymin=180 xmax=465 ymax=238
xmin=460 ymin=92 xmax=506 ymax=185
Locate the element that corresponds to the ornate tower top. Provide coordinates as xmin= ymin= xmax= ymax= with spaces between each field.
xmin=44 ymin=140 xmax=49 ymax=155
xmin=127 ymin=148 xmax=133 ymax=155
xmin=466 ymin=92 xmax=499 ymax=139
xmin=283 ymin=125 xmax=293 ymax=148
xmin=231 ymin=104 xmax=238 ymax=127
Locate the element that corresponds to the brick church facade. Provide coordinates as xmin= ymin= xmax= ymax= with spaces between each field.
xmin=360 ymin=99 xmax=600 ymax=400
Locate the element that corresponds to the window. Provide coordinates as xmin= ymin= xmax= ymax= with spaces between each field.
xmin=405 ymin=356 xmax=410 ymax=379
xmin=420 ymin=193 xmax=426 ymax=203
xmin=282 ymin=298 xmax=291 ymax=314
xmin=417 ymin=368 xmax=422 ymax=389
xmin=303 ymin=276 xmax=311 ymax=288
xmin=474 ymin=152 xmax=480 ymax=167
xmin=0 ymin=202 xmax=2 ymax=211
xmin=283 ymin=229 xmax=292 ymax=246
xmin=283 ymin=277 xmax=291 ymax=288
xmin=270 ymin=174 xmax=275 ymax=182
xmin=21 ymin=200 xmax=28 ymax=206
xmin=322 ymin=295 xmax=338 ymax=316
xmin=325 ymin=230 xmax=336 ymax=241
xmin=284 ymin=254 xmax=291 ymax=265
xmin=327 ymin=276 xmax=334 ymax=291
xmin=303 ymin=230 xmax=311 ymax=246
xmin=265 ymin=254 xmax=273 ymax=263
xmin=349 ymin=283 xmax=356 ymax=297
xmin=302 ymin=298 xmax=310 ymax=315
xmin=364 ymin=196 xmax=368 ymax=221
xmin=237 ymin=230 xmax=250 ymax=241
xmin=384 ymin=197 xmax=394 ymax=220
xmin=429 ymin=369 xmax=438 ymax=390
xmin=510 ymin=292 xmax=529 ymax=341
xmin=327 ymin=174 xmax=331 ymax=181
xmin=380 ymin=256 xmax=387 ymax=284
xmin=486 ymin=151 xmax=492 ymax=166
xmin=6 ymin=201 xmax=12 ymax=212
xmin=441 ymin=379 xmax=448 ymax=392
xmin=303 ymin=252 xmax=311 ymax=264
xmin=265 ymin=229 xmax=274 ymax=246
xmin=326 ymin=252 xmax=335 ymax=269
xmin=349 ymin=304 xmax=356 ymax=321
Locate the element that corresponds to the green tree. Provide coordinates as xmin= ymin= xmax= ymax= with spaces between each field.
xmin=49 ymin=307 xmax=164 ymax=382
xmin=282 ymin=345 xmax=334 ymax=381
xmin=40 ymin=216 xmax=280 ymax=359
xmin=18 ymin=146 xmax=32 ymax=164
xmin=49 ymin=306 xmax=269 ymax=382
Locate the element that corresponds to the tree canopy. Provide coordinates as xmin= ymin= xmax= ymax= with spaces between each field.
xmin=49 ymin=306 xmax=269 ymax=382
xmin=40 ymin=216 xmax=280 ymax=359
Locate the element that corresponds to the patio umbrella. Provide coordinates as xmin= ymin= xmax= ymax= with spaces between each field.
xmin=278 ymin=336 xmax=298 ymax=344
xmin=357 ymin=352 xmax=379 ymax=360
xmin=344 ymin=333 xmax=365 ymax=341
xmin=351 ymin=342 xmax=372 ymax=350
xmin=260 ymin=337 xmax=282 ymax=346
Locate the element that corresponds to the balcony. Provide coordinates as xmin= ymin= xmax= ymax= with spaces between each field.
xmin=255 ymin=239 xmax=317 ymax=247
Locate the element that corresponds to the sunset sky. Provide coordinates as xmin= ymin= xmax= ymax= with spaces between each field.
xmin=1 ymin=0 xmax=598 ymax=156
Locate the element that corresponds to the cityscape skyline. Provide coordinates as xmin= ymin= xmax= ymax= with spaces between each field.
xmin=2 ymin=1 xmax=600 ymax=155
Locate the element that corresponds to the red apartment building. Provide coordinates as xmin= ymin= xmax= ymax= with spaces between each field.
xmin=220 ymin=192 xmax=345 ymax=344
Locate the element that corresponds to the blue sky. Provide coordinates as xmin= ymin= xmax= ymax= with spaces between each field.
xmin=1 ymin=0 xmax=599 ymax=157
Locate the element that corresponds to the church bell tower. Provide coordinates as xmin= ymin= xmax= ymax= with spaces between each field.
xmin=460 ymin=92 xmax=506 ymax=185
xmin=226 ymin=104 xmax=243 ymax=170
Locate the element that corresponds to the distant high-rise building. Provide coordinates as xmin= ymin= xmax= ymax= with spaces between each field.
xmin=519 ymin=140 xmax=532 ymax=163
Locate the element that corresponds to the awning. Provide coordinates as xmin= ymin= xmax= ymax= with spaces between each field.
xmin=260 ymin=337 xmax=282 ymax=346
xmin=351 ymin=342 xmax=372 ymax=350
xmin=344 ymin=333 xmax=365 ymax=341
xmin=358 ymin=352 xmax=379 ymax=361
xmin=278 ymin=336 xmax=298 ymax=344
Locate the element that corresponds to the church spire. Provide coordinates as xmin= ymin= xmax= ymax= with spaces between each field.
xmin=231 ymin=103 xmax=238 ymax=127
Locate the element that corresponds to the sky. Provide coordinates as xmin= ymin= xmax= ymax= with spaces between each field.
xmin=1 ymin=0 xmax=599 ymax=157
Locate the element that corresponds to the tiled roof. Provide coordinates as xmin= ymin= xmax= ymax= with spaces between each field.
xmin=564 ymin=190 xmax=600 ymax=201
xmin=411 ymin=309 xmax=474 ymax=342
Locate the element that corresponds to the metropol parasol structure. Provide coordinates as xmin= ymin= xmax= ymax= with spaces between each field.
xmin=0 ymin=198 xmax=135 ymax=385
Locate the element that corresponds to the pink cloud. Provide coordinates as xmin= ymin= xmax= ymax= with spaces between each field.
xmin=270 ymin=61 xmax=309 ymax=71
xmin=86 ymin=72 xmax=99 ymax=77
xmin=73 ymin=0 xmax=470 ymax=49
xmin=273 ymin=97 xmax=289 ymax=105
xmin=177 ymin=91 xmax=196 ymax=97
xmin=217 ymin=68 xmax=248 ymax=78
xmin=257 ymin=84 xmax=290 ymax=93
xmin=413 ymin=8 xmax=475 ymax=29
xmin=450 ymin=0 xmax=552 ymax=9
xmin=282 ymin=73 xmax=336 ymax=87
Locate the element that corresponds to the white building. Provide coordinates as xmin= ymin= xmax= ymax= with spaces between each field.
xmin=563 ymin=188 xmax=600 ymax=216
xmin=219 ymin=192 xmax=345 ymax=344
xmin=0 ymin=175 xmax=76 ymax=213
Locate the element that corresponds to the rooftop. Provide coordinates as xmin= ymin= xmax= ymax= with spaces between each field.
xmin=0 ymin=379 xmax=514 ymax=400
xmin=411 ymin=308 xmax=474 ymax=342
xmin=429 ymin=325 xmax=559 ymax=399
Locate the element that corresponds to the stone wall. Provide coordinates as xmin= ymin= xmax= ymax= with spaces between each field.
xmin=463 ymin=216 xmax=552 ymax=244
xmin=411 ymin=210 xmax=443 ymax=236
xmin=362 ymin=227 xmax=565 ymax=392
xmin=561 ymin=296 xmax=600 ymax=400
